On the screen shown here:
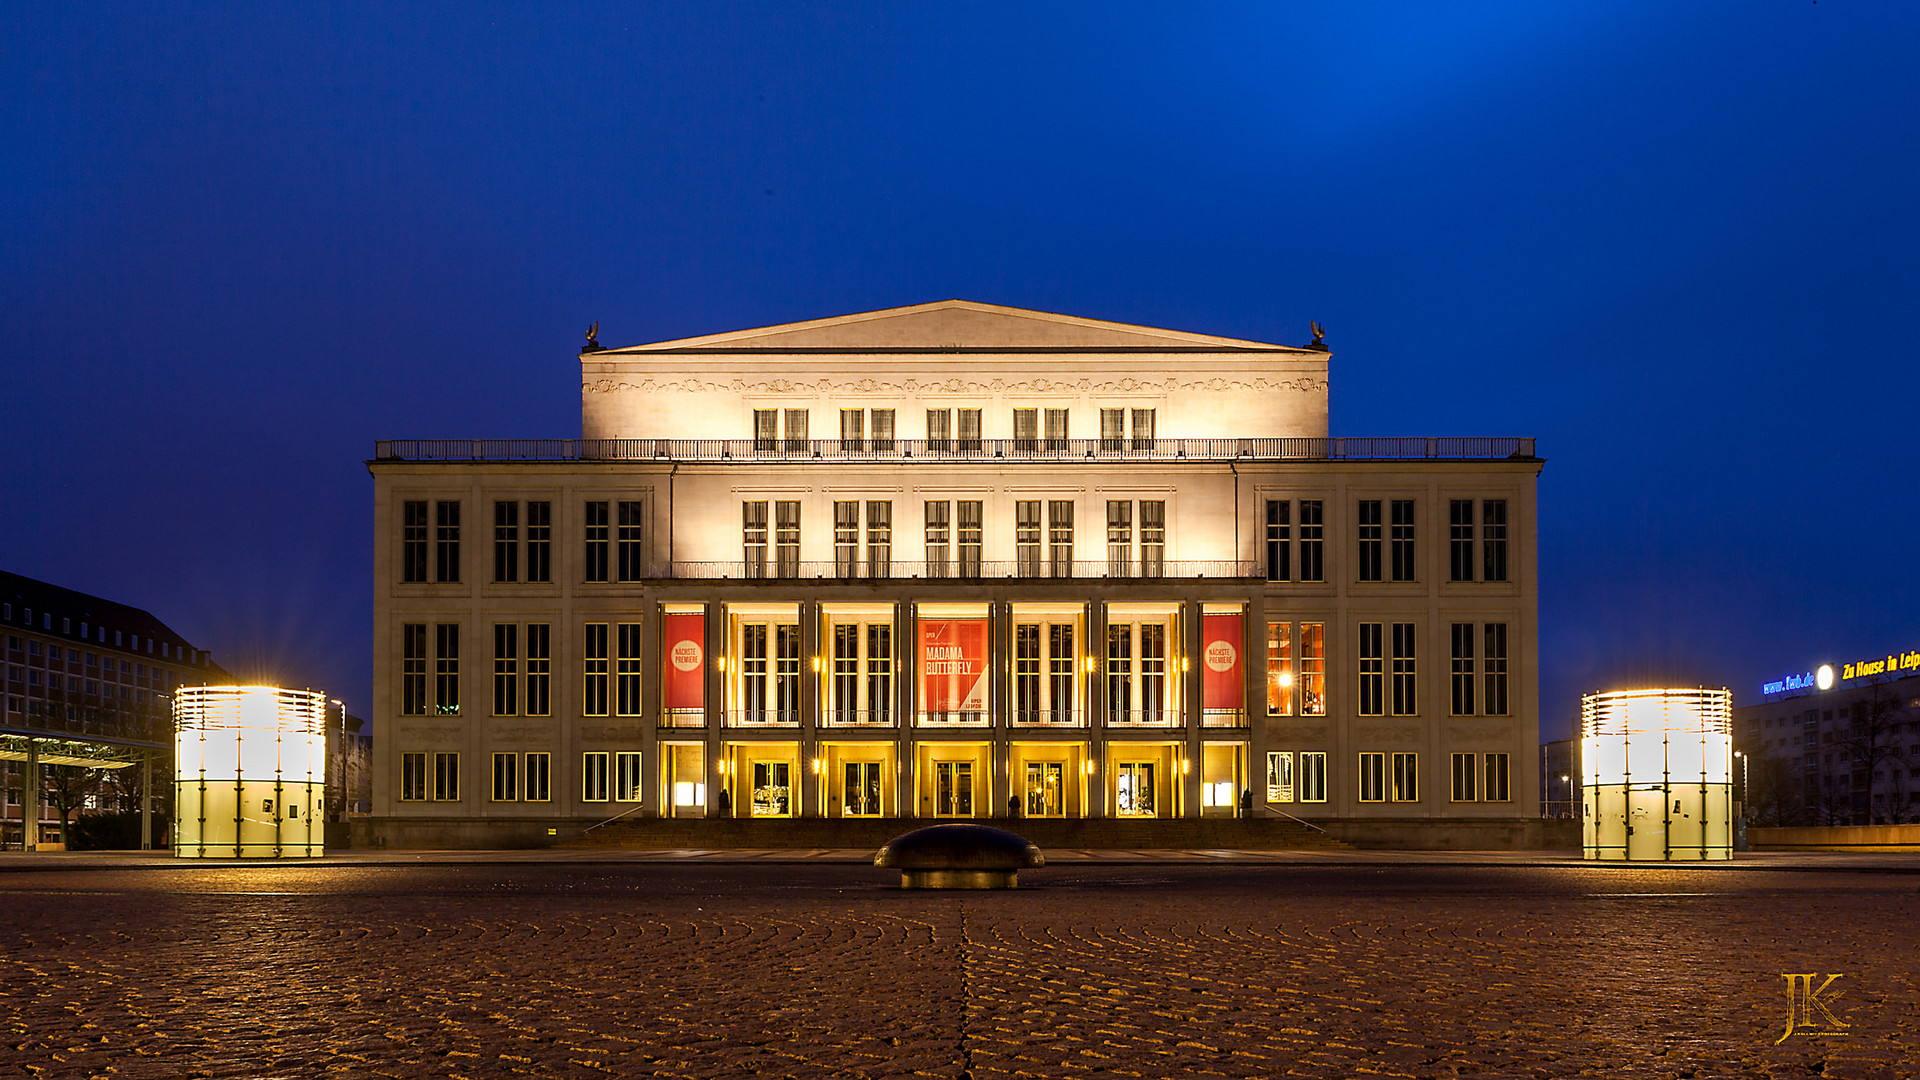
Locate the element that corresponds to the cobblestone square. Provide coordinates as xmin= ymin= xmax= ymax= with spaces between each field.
xmin=2 ymin=858 xmax=1916 ymax=1078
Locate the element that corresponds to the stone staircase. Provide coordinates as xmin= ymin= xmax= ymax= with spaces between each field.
xmin=561 ymin=816 xmax=1350 ymax=851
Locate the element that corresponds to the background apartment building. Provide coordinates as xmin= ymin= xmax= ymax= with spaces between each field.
xmin=366 ymin=301 xmax=1541 ymax=846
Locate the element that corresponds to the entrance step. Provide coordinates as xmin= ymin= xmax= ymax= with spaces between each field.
xmin=560 ymin=817 xmax=1351 ymax=851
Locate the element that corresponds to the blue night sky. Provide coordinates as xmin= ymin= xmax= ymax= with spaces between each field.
xmin=5 ymin=3 xmax=1916 ymax=739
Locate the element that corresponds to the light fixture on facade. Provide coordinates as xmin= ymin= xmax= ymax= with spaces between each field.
xmin=1815 ymin=664 xmax=1835 ymax=691
xmin=1580 ymin=688 xmax=1732 ymax=862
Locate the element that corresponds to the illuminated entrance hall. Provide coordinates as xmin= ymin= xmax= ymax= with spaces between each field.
xmin=366 ymin=300 xmax=1540 ymax=845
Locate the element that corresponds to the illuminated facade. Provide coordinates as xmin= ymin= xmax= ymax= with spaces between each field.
xmin=3 ymin=571 xmax=222 ymax=850
xmin=1738 ymin=650 xmax=1920 ymax=826
xmin=367 ymin=301 xmax=1541 ymax=844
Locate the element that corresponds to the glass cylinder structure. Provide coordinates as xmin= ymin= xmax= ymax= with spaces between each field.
xmin=1581 ymin=688 xmax=1732 ymax=861
xmin=174 ymin=686 xmax=327 ymax=858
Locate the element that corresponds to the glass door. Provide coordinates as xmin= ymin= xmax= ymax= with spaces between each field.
xmin=935 ymin=761 xmax=974 ymax=817
xmin=751 ymin=760 xmax=792 ymax=817
xmin=1025 ymin=761 xmax=1064 ymax=817
xmin=1116 ymin=762 xmax=1156 ymax=816
xmin=843 ymin=761 xmax=881 ymax=816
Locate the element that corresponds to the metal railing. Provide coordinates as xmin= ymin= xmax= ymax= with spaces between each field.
xmin=374 ymin=436 xmax=1537 ymax=463
xmin=615 ymin=559 xmax=1259 ymax=581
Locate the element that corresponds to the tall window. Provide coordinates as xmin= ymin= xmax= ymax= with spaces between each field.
xmin=776 ymin=624 xmax=801 ymax=723
xmin=435 ymin=501 xmax=461 ymax=583
xmin=1300 ymin=751 xmax=1327 ymax=802
xmin=782 ymin=409 xmax=808 ymax=451
xmin=616 ymin=623 xmax=642 ymax=716
xmin=958 ymin=500 xmax=983 ymax=576
xmin=1106 ymin=501 xmax=1132 ymax=576
xmin=1299 ymin=500 xmax=1324 ymax=582
xmin=774 ymin=500 xmax=801 ymax=577
xmin=433 ymin=752 xmax=459 ymax=801
xmin=1451 ymin=753 xmax=1478 ymax=801
xmin=925 ymin=501 xmax=950 ymax=577
xmin=754 ymin=408 xmax=778 ymax=450
xmin=1140 ymin=501 xmax=1164 ymax=577
xmin=1044 ymin=408 xmax=1068 ymax=451
xmin=1391 ymin=752 xmax=1419 ymax=802
xmin=584 ymin=501 xmax=609 ymax=583
xmin=1358 ymin=752 xmax=1385 ymax=802
xmin=1013 ymin=408 xmax=1038 ymax=451
xmin=926 ymin=408 xmax=951 ymax=451
xmin=492 ymin=752 xmax=518 ymax=801
xmin=1048 ymin=500 xmax=1074 ymax=576
xmin=1390 ymin=622 xmax=1417 ymax=716
xmin=1100 ymin=409 xmax=1125 ymax=451
xmin=743 ymin=501 xmax=768 ymax=577
xmin=1266 ymin=621 xmax=1325 ymax=717
xmin=1484 ymin=623 xmax=1509 ymax=716
xmin=403 ymin=501 xmax=429 ymax=582
xmin=1484 ymin=752 xmax=1511 ymax=802
xmin=1449 ymin=623 xmax=1475 ymax=716
xmin=617 ymin=501 xmax=644 ymax=581
xmin=493 ymin=501 xmax=519 ymax=583
xmin=1449 ymin=500 xmax=1474 ymax=583
xmin=616 ymin=752 xmax=644 ymax=802
xmin=1107 ymin=621 xmax=1168 ymax=724
xmin=401 ymin=753 xmax=427 ymax=800
xmin=1483 ymin=500 xmax=1509 ymax=582
xmin=1357 ymin=500 xmax=1382 ymax=582
xmin=1130 ymin=408 xmax=1155 ymax=449
xmin=835 ymin=501 xmax=860 ymax=578
xmin=402 ymin=623 xmax=427 ymax=715
xmin=871 ymin=409 xmax=895 ymax=451
xmin=957 ymin=408 xmax=982 ymax=451
xmin=525 ymin=623 xmax=550 ymax=717
xmin=493 ymin=624 xmax=517 ymax=716
xmin=867 ymin=500 xmax=891 ymax=577
xmin=1358 ymin=623 xmax=1383 ymax=716
xmin=582 ymin=623 xmax=608 ymax=716
xmin=739 ymin=622 xmax=800 ymax=724
xmin=1390 ymin=500 xmax=1416 ymax=582
xmin=582 ymin=752 xmax=610 ymax=802
xmin=1015 ymin=501 xmax=1042 ymax=577
xmin=525 ymin=753 xmax=551 ymax=801
xmin=435 ymin=624 xmax=460 ymax=714
xmin=830 ymin=622 xmax=891 ymax=725
xmin=525 ymin=501 xmax=551 ymax=582
xmin=741 ymin=624 xmax=768 ymax=722
xmin=840 ymin=408 xmax=865 ymax=450
xmin=1265 ymin=500 xmax=1290 ymax=581
xmin=1014 ymin=622 xmax=1076 ymax=724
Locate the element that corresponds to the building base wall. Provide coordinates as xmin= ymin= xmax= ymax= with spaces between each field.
xmin=1309 ymin=817 xmax=1578 ymax=851
xmin=1751 ymin=824 xmax=1920 ymax=850
xmin=351 ymin=815 xmax=1578 ymax=851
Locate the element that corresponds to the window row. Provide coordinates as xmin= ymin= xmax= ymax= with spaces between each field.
xmin=751 ymin=407 xmax=1157 ymax=451
xmin=404 ymin=615 xmax=1505 ymax=720
xmin=1264 ymin=751 xmax=1512 ymax=804
xmin=1264 ymin=498 xmax=1509 ymax=584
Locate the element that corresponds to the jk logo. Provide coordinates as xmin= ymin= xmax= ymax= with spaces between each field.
xmin=1776 ymin=974 xmax=1849 ymax=1044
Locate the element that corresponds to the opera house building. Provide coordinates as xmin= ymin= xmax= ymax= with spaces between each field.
xmin=365 ymin=301 xmax=1540 ymax=846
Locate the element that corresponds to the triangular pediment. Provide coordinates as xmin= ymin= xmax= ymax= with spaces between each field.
xmin=603 ymin=300 xmax=1307 ymax=353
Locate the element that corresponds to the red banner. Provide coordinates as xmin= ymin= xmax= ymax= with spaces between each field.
xmin=1203 ymin=613 xmax=1244 ymax=711
xmin=662 ymin=612 xmax=706 ymax=711
xmin=920 ymin=619 xmax=989 ymax=713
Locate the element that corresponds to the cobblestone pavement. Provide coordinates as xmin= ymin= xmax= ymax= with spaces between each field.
xmin=2 ymin=862 xmax=1916 ymax=1078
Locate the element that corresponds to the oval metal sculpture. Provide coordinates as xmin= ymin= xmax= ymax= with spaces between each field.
xmin=874 ymin=823 xmax=1045 ymax=889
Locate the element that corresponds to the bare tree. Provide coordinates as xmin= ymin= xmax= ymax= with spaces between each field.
xmin=40 ymin=764 xmax=104 ymax=846
xmin=1839 ymin=676 xmax=1909 ymax=825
